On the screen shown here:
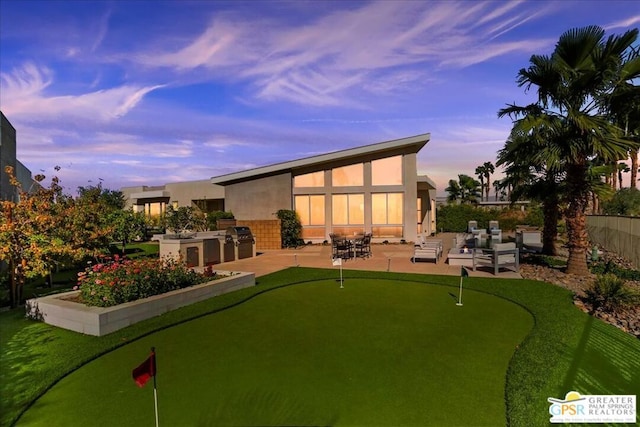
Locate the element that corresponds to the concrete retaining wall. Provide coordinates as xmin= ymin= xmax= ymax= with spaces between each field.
xmin=26 ymin=271 xmax=255 ymax=336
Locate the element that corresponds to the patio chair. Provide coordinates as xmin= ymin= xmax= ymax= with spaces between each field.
xmin=473 ymin=242 xmax=519 ymax=275
xmin=489 ymin=228 xmax=502 ymax=245
xmin=330 ymin=233 xmax=353 ymax=260
xmin=468 ymin=220 xmax=478 ymax=232
xmin=489 ymin=220 xmax=499 ymax=231
xmin=354 ymin=232 xmax=372 ymax=258
xmin=516 ymin=230 xmax=542 ymax=253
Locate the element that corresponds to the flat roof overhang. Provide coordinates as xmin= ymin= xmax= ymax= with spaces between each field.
xmin=211 ymin=133 xmax=430 ymax=186
xmin=417 ymin=175 xmax=437 ymax=191
xmin=129 ymin=190 xmax=171 ymax=201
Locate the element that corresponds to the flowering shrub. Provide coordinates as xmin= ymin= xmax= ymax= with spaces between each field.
xmin=77 ymin=255 xmax=211 ymax=307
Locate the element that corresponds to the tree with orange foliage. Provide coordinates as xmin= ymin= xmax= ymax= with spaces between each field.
xmin=0 ymin=166 xmax=110 ymax=307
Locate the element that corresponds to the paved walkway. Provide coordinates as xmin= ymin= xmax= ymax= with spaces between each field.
xmin=214 ymin=232 xmax=522 ymax=279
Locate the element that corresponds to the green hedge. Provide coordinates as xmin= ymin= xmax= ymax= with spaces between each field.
xmin=436 ymin=203 xmax=543 ymax=232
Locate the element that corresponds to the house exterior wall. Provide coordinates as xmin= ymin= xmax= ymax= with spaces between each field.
xmin=402 ymin=152 xmax=419 ymax=240
xmin=122 ymin=180 xmax=225 ymax=213
xmin=224 ymin=173 xmax=292 ymax=220
xmin=164 ymin=180 xmax=225 ymax=208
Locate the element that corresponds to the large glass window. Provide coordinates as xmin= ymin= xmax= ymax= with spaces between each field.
xmin=372 ymin=193 xmax=403 ymax=223
xmin=372 ymin=193 xmax=403 ymax=237
xmin=145 ymin=202 xmax=166 ymax=217
xmin=372 ymin=156 xmax=402 ymax=185
xmin=332 ymin=194 xmax=364 ymax=225
xmin=295 ymin=195 xmax=325 ymax=239
xmin=332 ymin=164 xmax=363 ymax=187
xmin=295 ymin=195 xmax=325 ymax=225
xmin=294 ymin=171 xmax=324 ymax=187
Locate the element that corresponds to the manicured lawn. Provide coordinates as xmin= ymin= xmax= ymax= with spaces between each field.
xmin=16 ymin=279 xmax=532 ymax=426
xmin=1 ymin=268 xmax=639 ymax=426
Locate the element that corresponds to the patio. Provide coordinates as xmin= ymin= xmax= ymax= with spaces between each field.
xmin=213 ymin=232 xmax=522 ymax=279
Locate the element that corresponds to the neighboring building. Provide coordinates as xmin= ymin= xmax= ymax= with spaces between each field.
xmin=1 ymin=111 xmax=36 ymax=201
xmin=211 ymin=133 xmax=436 ymax=243
xmin=122 ymin=179 xmax=225 ymax=216
xmin=1 ymin=111 xmax=18 ymax=201
xmin=122 ymin=133 xmax=437 ymax=243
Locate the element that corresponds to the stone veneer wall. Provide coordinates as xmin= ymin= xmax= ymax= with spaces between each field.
xmin=237 ymin=219 xmax=281 ymax=250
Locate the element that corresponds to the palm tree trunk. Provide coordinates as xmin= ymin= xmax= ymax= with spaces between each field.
xmin=542 ymin=197 xmax=558 ymax=256
xmin=631 ymin=149 xmax=638 ymax=189
xmin=564 ymin=164 xmax=591 ymax=276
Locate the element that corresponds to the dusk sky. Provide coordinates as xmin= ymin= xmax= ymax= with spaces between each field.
xmin=1 ymin=0 xmax=639 ymax=196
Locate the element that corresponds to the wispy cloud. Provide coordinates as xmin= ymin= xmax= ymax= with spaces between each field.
xmin=605 ymin=15 xmax=640 ymax=31
xmin=0 ymin=63 xmax=164 ymax=121
xmin=131 ymin=1 xmax=554 ymax=106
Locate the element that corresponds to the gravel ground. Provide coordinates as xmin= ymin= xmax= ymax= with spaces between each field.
xmin=519 ymin=246 xmax=640 ymax=339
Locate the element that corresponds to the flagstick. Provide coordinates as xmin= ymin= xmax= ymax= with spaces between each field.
xmin=457 ymin=273 xmax=464 ymax=306
xmin=340 ymin=263 xmax=343 ymax=288
xmin=153 ymin=383 xmax=159 ymax=427
xmin=152 ymin=347 xmax=159 ymax=427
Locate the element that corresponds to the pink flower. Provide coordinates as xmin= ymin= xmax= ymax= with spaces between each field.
xmin=73 ymin=286 xmax=78 ymax=290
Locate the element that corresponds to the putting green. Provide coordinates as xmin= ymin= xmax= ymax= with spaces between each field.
xmin=18 ymin=279 xmax=532 ymax=426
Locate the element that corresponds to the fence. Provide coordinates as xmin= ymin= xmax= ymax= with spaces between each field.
xmin=586 ymin=215 xmax=640 ymax=269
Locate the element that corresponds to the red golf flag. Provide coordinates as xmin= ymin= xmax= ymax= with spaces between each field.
xmin=132 ymin=349 xmax=156 ymax=388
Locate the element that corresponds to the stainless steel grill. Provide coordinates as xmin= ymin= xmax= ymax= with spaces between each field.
xmin=226 ymin=226 xmax=254 ymax=259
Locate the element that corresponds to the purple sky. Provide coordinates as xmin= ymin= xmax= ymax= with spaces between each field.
xmin=1 ymin=0 xmax=638 ymax=196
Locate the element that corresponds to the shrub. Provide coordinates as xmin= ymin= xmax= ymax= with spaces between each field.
xmin=436 ymin=204 xmax=531 ymax=232
xmin=78 ymin=255 xmax=209 ymax=307
xmin=590 ymin=260 xmax=640 ymax=281
xmin=436 ymin=204 xmax=491 ymax=232
xmin=583 ymin=274 xmax=639 ymax=314
xmin=276 ymin=209 xmax=303 ymax=248
xmin=601 ymin=188 xmax=640 ymax=216
xmin=207 ymin=210 xmax=235 ymax=230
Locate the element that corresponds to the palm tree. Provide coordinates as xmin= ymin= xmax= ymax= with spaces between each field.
xmin=482 ymin=162 xmax=495 ymax=201
xmin=446 ymin=174 xmax=481 ymax=204
xmin=603 ymin=51 xmax=640 ymax=189
xmin=497 ymin=127 xmax=564 ymax=256
xmin=445 ymin=179 xmax=463 ymax=203
xmin=499 ymin=25 xmax=640 ymax=275
xmin=492 ymin=179 xmax=503 ymax=201
xmin=617 ymin=162 xmax=630 ymax=188
xmin=459 ymin=174 xmax=482 ymax=204
xmin=475 ymin=165 xmax=486 ymax=201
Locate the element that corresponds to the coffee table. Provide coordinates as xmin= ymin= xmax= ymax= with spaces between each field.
xmin=446 ymin=249 xmax=474 ymax=267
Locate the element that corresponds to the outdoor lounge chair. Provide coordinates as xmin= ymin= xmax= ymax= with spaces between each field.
xmin=412 ymin=236 xmax=443 ymax=263
xmin=516 ymin=230 xmax=543 ymax=253
xmin=473 ymin=242 xmax=519 ymax=275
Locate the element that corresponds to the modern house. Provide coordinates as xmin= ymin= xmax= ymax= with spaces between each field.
xmin=123 ymin=133 xmax=437 ymax=244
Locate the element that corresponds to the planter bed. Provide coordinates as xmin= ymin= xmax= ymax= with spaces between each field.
xmin=25 ymin=271 xmax=255 ymax=336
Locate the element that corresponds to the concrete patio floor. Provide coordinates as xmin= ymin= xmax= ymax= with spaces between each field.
xmin=214 ymin=232 xmax=522 ymax=279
